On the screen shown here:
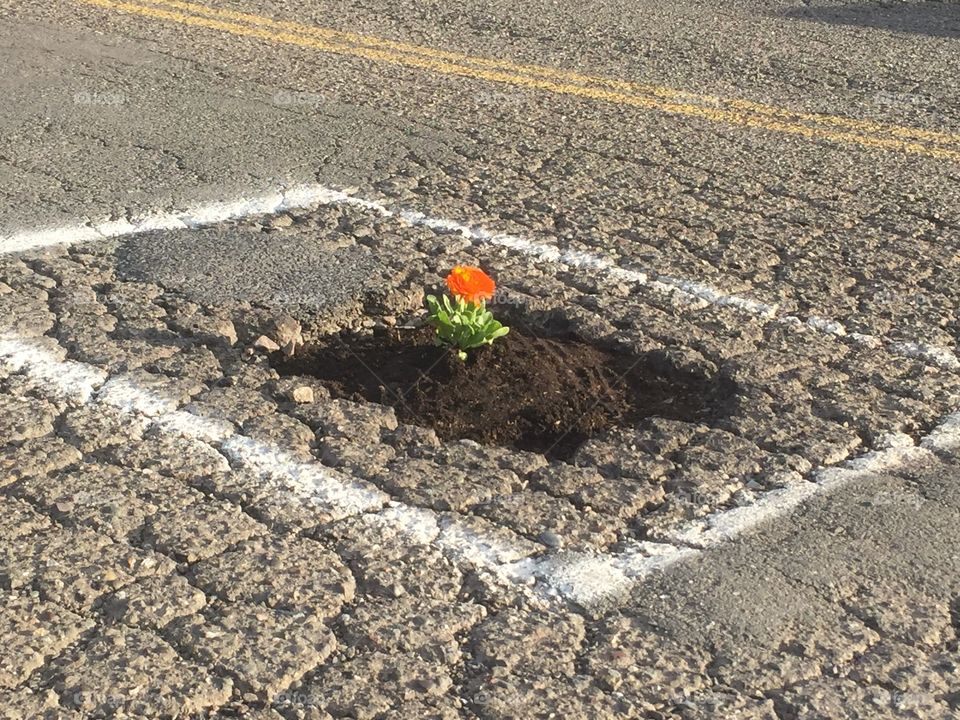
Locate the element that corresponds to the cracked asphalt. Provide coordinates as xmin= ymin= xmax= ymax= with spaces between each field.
xmin=2 ymin=0 xmax=960 ymax=718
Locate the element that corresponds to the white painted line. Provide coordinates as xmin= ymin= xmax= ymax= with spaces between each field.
xmin=97 ymin=375 xmax=182 ymax=417
xmin=0 ymin=334 xmax=548 ymax=597
xmin=510 ymin=551 xmax=635 ymax=607
xmin=653 ymin=274 xmax=777 ymax=319
xmin=0 ymin=186 xmax=324 ymax=255
xmin=3 ymin=182 xmax=956 ymax=371
xmin=0 ymin=226 xmax=104 ymax=255
xmin=396 ymin=209 xmax=648 ymax=284
xmin=661 ymin=434 xmax=934 ymax=550
xmin=3 ymin=332 xmax=959 ymax=609
xmin=296 ymin=189 xmax=960 ymax=370
xmin=805 ymin=315 xmax=847 ymax=336
xmin=513 ymin=422 xmax=960 ymax=605
xmin=0 ymin=337 xmax=106 ymax=402
xmin=665 ymin=482 xmax=820 ymax=548
xmin=219 ymin=435 xmax=388 ymax=519
xmin=888 ymin=341 xmax=960 ymax=372
xmin=919 ymin=411 xmax=960 ymax=453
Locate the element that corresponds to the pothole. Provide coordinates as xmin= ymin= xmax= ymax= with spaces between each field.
xmin=272 ymin=325 xmax=734 ymax=461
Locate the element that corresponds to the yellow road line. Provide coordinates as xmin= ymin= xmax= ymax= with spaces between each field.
xmin=137 ymin=0 xmax=960 ymax=149
xmin=129 ymin=0 xmax=722 ymax=103
xmin=78 ymin=0 xmax=960 ymax=161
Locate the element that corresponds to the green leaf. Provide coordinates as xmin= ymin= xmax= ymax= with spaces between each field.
xmin=466 ymin=328 xmax=490 ymax=347
xmin=434 ymin=300 xmax=510 ymax=351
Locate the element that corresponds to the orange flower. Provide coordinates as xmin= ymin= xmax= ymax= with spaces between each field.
xmin=446 ymin=265 xmax=496 ymax=303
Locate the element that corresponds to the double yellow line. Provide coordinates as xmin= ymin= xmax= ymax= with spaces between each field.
xmin=80 ymin=0 xmax=960 ymax=161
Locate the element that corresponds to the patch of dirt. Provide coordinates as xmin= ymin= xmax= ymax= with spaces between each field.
xmin=272 ymin=327 xmax=733 ymax=460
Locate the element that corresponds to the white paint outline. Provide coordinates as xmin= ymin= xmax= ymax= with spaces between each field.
xmin=4 ymin=333 xmax=960 ymax=609
xmin=0 ymin=335 xmax=550 ymax=599
xmin=3 ymin=186 xmax=960 ymax=606
xmin=2 ymin=182 xmax=956 ymax=371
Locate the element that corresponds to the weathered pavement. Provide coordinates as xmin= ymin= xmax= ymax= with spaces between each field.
xmin=2 ymin=0 xmax=960 ymax=718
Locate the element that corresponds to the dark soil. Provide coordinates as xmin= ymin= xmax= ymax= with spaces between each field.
xmin=272 ymin=327 xmax=732 ymax=461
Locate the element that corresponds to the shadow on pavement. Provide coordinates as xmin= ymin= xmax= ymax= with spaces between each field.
xmin=783 ymin=1 xmax=960 ymax=39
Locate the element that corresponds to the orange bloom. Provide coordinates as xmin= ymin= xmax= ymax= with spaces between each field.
xmin=446 ymin=265 xmax=495 ymax=303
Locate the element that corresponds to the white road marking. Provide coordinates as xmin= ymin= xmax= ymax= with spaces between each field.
xmin=2 ymin=182 xmax=956 ymax=371
xmin=805 ymin=315 xmax=848 ymax=337
xmin=0 ymin=187 xmax=315 ymax=255
xmin=0 ymin=337 xmax=106 ymax=402
xmin=0 ymin=334 xmax=546 ymax=598
xmin=889 ymin=341 xmax=960 ymax=372
xmin=3 ymin=333 xmax=959 ymax=608
xmin=921 ymin=413 xmax=960 ymax=452
xmin=395 ymin=208 xmax=649 ymax=284
xmin=656 ymin=434 xmax=936 ymax=549
xmin=219 ymin=434 xmax=389 ymax=519
xmin=651 ymin=274 xmax=777 ymax=318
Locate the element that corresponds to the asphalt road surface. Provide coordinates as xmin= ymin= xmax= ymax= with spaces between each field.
xmin=2 ymin=1 xmax=960 ymax=718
